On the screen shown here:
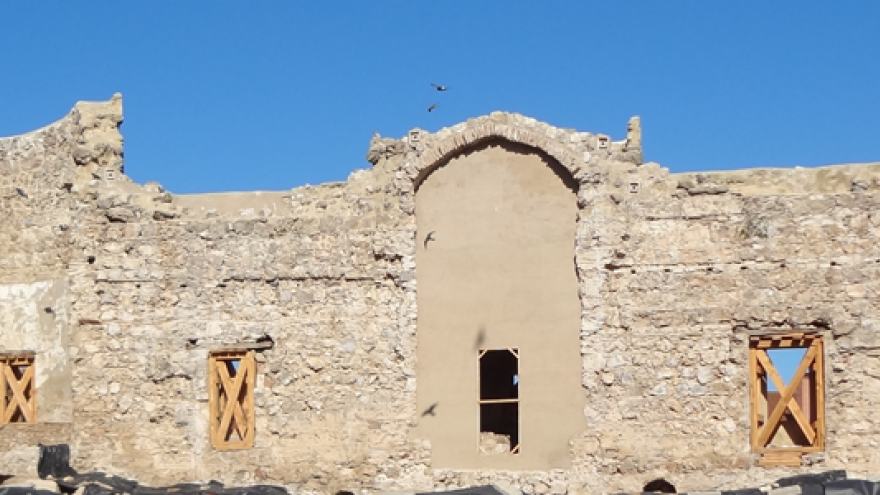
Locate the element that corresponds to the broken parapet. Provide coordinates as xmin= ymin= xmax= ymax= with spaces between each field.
xmin=625 ymin=116 xmax=643 ymax=164
xmin=70 ymin=93 xmax=125 ymax=189
xmin=674 ymin=163 xmax=880 ymax=196
xmin=367 ymin=112 xmax=646 ymax=179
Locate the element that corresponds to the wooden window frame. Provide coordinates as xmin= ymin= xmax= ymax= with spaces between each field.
xmin=748 ymin=333 xmax=825 ymax=466
xmin=208 ymin=349 xmax=256 ymax=450
xmin=478 ymin=348 xmax=520 ymax=455
xmin=1 ymin=352 xmax=37 ymax=424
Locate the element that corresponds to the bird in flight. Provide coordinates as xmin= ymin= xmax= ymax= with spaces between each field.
xmin=423 ymin=231 xmax=436 ymax=248
xmin=431 ymin=83 xmax=449 ymax=92
xmin=427 ymin=103 xmax=437 ymax=113
xmin=421 ymin=402 xmax=438 ymax=417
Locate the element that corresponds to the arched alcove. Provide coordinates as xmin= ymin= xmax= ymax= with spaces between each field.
xmin=413 ymin=139 xmax=579 ymax=194
xmin=413 ymin=138 xmax=586 ymax=470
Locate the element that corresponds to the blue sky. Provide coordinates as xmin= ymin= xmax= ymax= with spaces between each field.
xmin=2 ymin=2 xmax=879 ymax=194
xmin=766 ymin=349 xmax=807 ymax=392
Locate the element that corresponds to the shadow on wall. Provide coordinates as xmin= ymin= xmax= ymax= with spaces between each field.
xmin=643 ymin=479 xmax=677 ymax=493
xmin=414 ymin=139 xmax=579 ymax=195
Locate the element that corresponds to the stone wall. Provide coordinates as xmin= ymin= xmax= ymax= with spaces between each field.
xmin=2 ymin=96 xmax=880 ymax=495
xmin=0 ymin=279 xmax=72 ymax=422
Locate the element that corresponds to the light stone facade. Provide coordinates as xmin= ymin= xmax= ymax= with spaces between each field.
xmin=2 ymin=95 xmax=880 ymax=494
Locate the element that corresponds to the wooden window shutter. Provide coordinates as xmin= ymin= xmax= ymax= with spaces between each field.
xmin=209 ymin=350 xmax=256 ymax=450
xmin=1 ymin=353 xmax=37 ymax=424
xmin=749 ymin=333 xmax=825 ymax=466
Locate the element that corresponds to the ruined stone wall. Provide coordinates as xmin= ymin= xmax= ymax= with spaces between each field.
xmin=0 ymin=96 xmax=123 ymax=470
xmin=2 ymin=96 xmax=880 ymax=495
xmin=571 ymin=178 xmax=880 ymax=493
xmin=65 ymin=178 xmax=424 ymax=490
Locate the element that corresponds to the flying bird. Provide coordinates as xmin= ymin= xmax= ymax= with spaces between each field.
xmin=16 ymin=188 xmax=27 ymax=198
xmin=423 ymin=231 xmax=436 ymax=249
xmin=427 ymin=103 xmax=437 ymax=113
xmin=431 ymin=83 xmax=449 ymax=92
xmin=421 ymin=402 xmax=438 ymax=417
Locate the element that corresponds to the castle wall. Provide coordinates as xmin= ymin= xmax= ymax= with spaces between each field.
xmin=2 ymin=97 xmax=880 ymax=494
xmin=62 ymin=175 xmax=418 ymax=490
xmin=0 ymin=101 xmax=90 ymax=472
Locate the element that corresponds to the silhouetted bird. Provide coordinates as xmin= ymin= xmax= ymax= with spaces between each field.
xmin=423 ymin=231 xmax=436 ymax=249
xmin=421 ymin=402 xmax=438 ymax=417
xmin=16 ymin=188 xmax=27 ymax=198
xmin=431 ymin=83 xmax=449 ymax=91
xmin=427 ymin=103 xmax=437 ymax=112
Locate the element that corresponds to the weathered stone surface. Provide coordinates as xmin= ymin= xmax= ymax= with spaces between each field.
xmin=0 ymin=478 xmax=60 ymax=491
xmin=0 ymin=280 xmax=72 ymax=422
xmin=2 ymin=96 xmax=880 ymax=494
xmin=770 ymin=487 xmax=802 ymax=495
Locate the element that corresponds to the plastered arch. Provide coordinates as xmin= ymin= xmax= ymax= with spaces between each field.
xmin=396 ymin=115 xmax=625 ymax=469
xmin=412 ymin=123 xmax=585 ymax=190
xmin=388 ymin=113 xmax=613 ymax=201
xmin=411 ymin=136 xmax=586 ymax=469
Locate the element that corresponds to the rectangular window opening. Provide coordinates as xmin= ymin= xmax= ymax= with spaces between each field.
xmin=479 ymin=348 xmax=519 ymax=455
xmin=1 ymin=353 xmax=37 ymax=424
xmin=749 ymin=334 xmax=824 ymax=466
xmin=208 ymin=350 xmax=255 ymax=450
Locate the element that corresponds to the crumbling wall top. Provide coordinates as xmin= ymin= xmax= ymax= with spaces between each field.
xmin=6 ymin=96 xmax=880 ymax=218
xmin=367 ymin=111 xmax=644 ymax=187
xmin=674 ymin=162 xmax=880 ymax=196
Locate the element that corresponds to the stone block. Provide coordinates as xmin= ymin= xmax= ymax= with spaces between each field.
xmin=769 ymin=487 xmax=802 ymax=495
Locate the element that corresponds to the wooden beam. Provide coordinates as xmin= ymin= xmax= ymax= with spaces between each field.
xmin=0 ymin=351 xmax=36 ymax=359
xmin=243 ymin=352 xmax=255 ymax=447
xmin=758 ymin=451 xmax=802 ymax=467
xmin=748 ymin=330 xmax=814 ymax=338
xmin=478 ymin=398 xmax=519 ymax=404
xmin=208 ymin=355 xmax=220 ymax=447
xmin=0 ymin=358 xmax=7 ymax=423
xmin=22 ymin=363 xmax=35 ymax=423
xmin=210 ymin=341 xmax=274 ymax=352
xmin=750 ymin=332 xmax=817 ymax=349
xmin=216 ymin=361 xmax=249 ymax=441
xmin=748 ymin=347 xmax=761 ymax=450
xmin=813 ymin=339 xmax=826 ymax=450
xmin=755 ymin=351 xmax=816 ymax=445
xmin=2 ymin=364 xmax=35 ymax=423
xmin=756 ymin=338 xmax=813 ymax=349
xmin=756 ymin=345 xmax=819 ymax=447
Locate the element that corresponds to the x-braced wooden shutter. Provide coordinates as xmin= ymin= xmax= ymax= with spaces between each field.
xmin=1 ymin=353 xmax=37 ymax=424
xmin=209 ymin=350 xmax=255 ymax=450
xmin=749 ymin=333 xmax=824 ymax=466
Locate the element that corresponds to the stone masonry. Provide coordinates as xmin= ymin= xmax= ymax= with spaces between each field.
xmin=2 ymin=95 xmax=880 ymax=494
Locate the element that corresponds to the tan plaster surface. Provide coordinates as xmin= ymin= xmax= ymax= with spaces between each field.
xmin=413 ymin=140 xmax=585 ymax=469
